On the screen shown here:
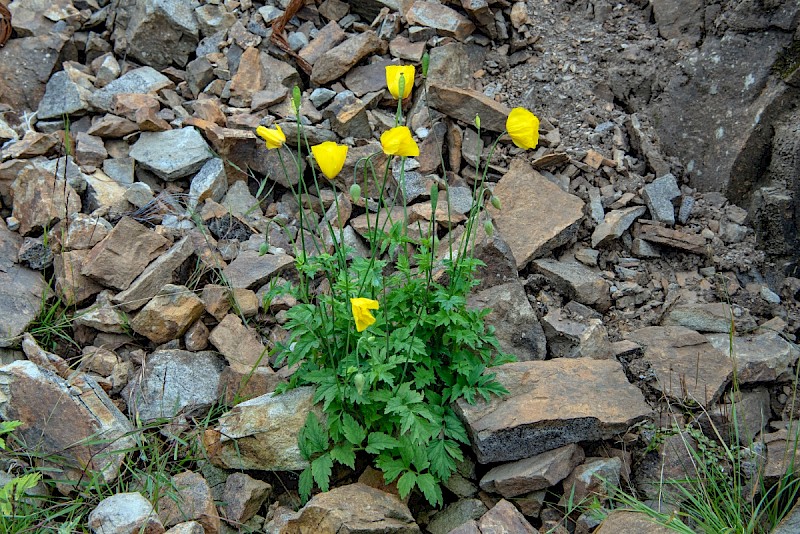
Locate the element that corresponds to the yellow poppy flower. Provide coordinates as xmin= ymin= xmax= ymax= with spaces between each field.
xmin=311 ymin=141 xmax=348 ymax=180
xmin=350 ymin=297 xmax=379 ymax=332
xmin=506 ymin=108 xmax=540 ymax=150
xmin=256 ymin=124 xmax=286 ymax=150
xmin=380 ymin=126 xmax=419 ymax=157
xmin=386 ymin=65 xmax=415 ymax=100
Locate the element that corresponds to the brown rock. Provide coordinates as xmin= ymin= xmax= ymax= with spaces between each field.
xmin=82 ymin=217 xmax=169 ymax=291
xmin=284 ymin=483 xmax=420 ymax=533
xmin=53 ymin=249 xmax=104 ymax=305
xmin=428 ymin=84 xmax=510 ymax=132
xmin=130 ymin=284 xmax=205 ymax=344
xmin=561 ymin=457 xmax=622 ymax=503
xmin=0 ymin=34 xmax=68 ymax=111
xmin=208 ymin=314 xmax=270 ymax=374
xmin=389 ymin=36 xmax=426 ymax=62
xmin=113 ymin=93 xmax=161 ymax=121
xmin=184 ymin=320 xmax=209 ymax=351
xmin=87 ymin=114 xmax=140 ymax=138
xmin=480 ymin=444 xmax=585 ymax=498
xmin=406 ymin=1 xmax=476 ymax=41
xmin=625 ymin=326 xmax=732 ymax=405
xmin=221 ymin=250 xmax=294 ymax=289
xmin=636 ymin=222 xmax=708 ymax=254
xmin=311 ymin=31 xmax=382 ymax=85
xmin=229 ymin=47 xmax=264 ymax=105
xmin=455 ymin=359 xmax=651 ymax=463
xmin=300 ymin=21 xmax=348 ymax=66
xmin=488 ymin=159 xmax=584 ymax=269
xmin=477 ymin=499 xmax=538 ymax=533
xmin=532 ymin=259 xmax=611 ymax=312
xmin=594 ymin=511 xmax=675 ymax=534
xmin=63 ymin=213 xmax=112 ymax=251
xmin=11 ymin=165 xmax=81 ymax=236
xmin=222 ymin=473 xmax=272 ymax=526
xmin=351 ymin=206 xmax=406 ymax=238
xmin=217 ymin=366 xmax=284 ymax=405
xmin=157 ymin=471 xmax=221 ymax=534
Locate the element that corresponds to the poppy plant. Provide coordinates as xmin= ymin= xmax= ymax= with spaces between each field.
xmin=380 ymin=126 xmax=419 ymax=157
xmin=386 ymin=65 xmax=415 ymax=100
xmin=256 ymin=124 xmax=286 ymax=150
xmin=350 ymin=297 xmax=379 ymax=332
xmin=505 ymin=108 xmax=540 ymax=150
xmin=311 ymin=141 xmax=348 ymax=180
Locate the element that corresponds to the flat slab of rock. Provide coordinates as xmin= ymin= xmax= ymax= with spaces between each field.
xmin=455 ymin=359 xmax=651 ymax=463
xmin=428 ymin=84 xmax=510 ymax=132
xmin=406 ymin=1 xmax=476 ymax=41
xmin=595 ymin=511 xmax=675 ymax=533
xmin=208 ymin=314 xmax=270 ymax=374
xmin=221 ymin=250 xmax=294 ymax=289
xmin=625 ymin=326 xmax=732 ymax=405
xmin=125 ymin=350 xmax=224 ymax=422
xmin=706 ymin=331 xmax=799 ymax=384
xmin=0 ymin=222 xmax=47 ymax=347
xmin=488 ymin=159 xmax=584 ymax=269
xmin=661 ymin=302 xmax=733 ymax=333
xmin=0 ymin=361 xmax=134 ymax=483
xmin=591 ymin=206 xmax=646 ymax=248
xmin=532 ymin=258 xmax=611 ymax=312
xmin=209 ymin=387 xmax=322 ymax=471
xmin=480 ymin=444 xmax=585 ymax=497
xmin=285 ymin=483 xmax=419 ymax=533
xmin=129 ymin=284 xmax=205 ymax=344
xmin=90 ymin=66 xmax=173 ymax=112
xmin=130 ymin=127 xmax=212 ymax=181
xmin=88 ymin=492 xmax=165 ymax=534
xmin=310 ymin=31 xmax=382 ymax=85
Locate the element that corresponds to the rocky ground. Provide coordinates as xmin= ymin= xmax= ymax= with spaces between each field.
xmin=0 ymin=0 xmax=799 ymax=532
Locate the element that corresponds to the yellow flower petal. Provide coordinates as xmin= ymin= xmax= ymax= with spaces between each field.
xmin=380 ymin=126 xmax=420 ymax=157
xmin=311 ymin=141 xmax=349 ymax=180
xmin=385 ymin=65 xmax=415 ymax=100
xmin=256 ymin=124 xmax=286 ymax=150
xmin=350 ymin=297 xmax=379 ymax=332
xmin=506 ymin=108 xmax=540 ymax=150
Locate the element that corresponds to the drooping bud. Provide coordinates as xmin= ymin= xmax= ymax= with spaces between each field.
xmin=258 ymin=242 xmax=269 ymax=256
xmin=421 ymin=52 xmax=430 ymax=78
xmin=350 ymin=183 xmax=362 ymax=203
xmin=353 ymin=373 xmax=366 ymax=395
xmin=483 ymin=220 xmax=494 ymax=236
xmin=490 ymin=196 xmax=502 ymax=210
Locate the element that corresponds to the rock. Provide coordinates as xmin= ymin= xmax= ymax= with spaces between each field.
xmin=11 ymin=165 xmax=81 ymax=237
xmin=561 ymin=457 xmax=622 ymax=503
xmin=706 ymin=331 xmax=799 ymax=384
xmin=389 ymin=35 xmax=426 ymax=62
xmin=157 ymin=471 xmax=220 ymax=534
xmin=0 ymin=222 xmax=48 ymax=347
xmin=661 ymin=302 xmax=735 ymax=333
xmin=209 ymin=386 xmax=322 ymax=471
xmin=88 ymin=492 xmax=165 ymax=534
xmin=221 ymin=250 xmax=294 ymax=289
xmin=455 ymin=359 xmax=651 ymax=463
xmin=427 ymin=498 xmax=487 ymax=534
xmin=467 ymin=281 xmax=547 ymax=361
xmin=91 ymin=66 xmax=173 ymax=112
xmin=73 ymin=291 xmax=128 ymax=334
xmin=477 ymin=499 xmax=538 ymax=533
xmin=0 ymin=361 xmax=134 ymax=483
xmin=130 ymin=284 xmax=205 ymax=344
xmin=0 ymin=33 xmax=69 ymax=111
xmin=76 ymin=134 xmax=109 ymax=171
xmin=208 ymin=314 xmax=270 ymax=374
xmin=222 ymin=473 xmax=272 ymax=526
xmin=216 ymin=366 xmax=285 ymax=406
xmin=532 ymin=259 xmax=611 ymax=312
xmin=345 ymin=58 xmax=393 ymax=96
xmin=130 ymin=127 xmax=211 ymax=181
xmin=299 ymin=20 xmax=347 ymax=66
xmin=113 ymin=236 xmax=195 ymax=312
xmin=310 ymin=31 xmax=382 ymax=85
xmin=488 ymin=160 xmax=583 ymax=268
xmin=594 ymin=511 xmax=675 ymax=534
xmin=184 ymin=321 xmax=209 ymax=352
xmin=633 ymin=431 xmax=697 ymax=503
xmin=706 ymin=387 xmax=770 ymax=445
xmin=125 ymin=349 xmax=224 ymax=422
xmin=542 ymin=305 xmax=612 ymax=359
xmin=642 ymin=174 xmax=681 ymax=226
xmin=165 ymin=522 xmax=205 ymax=534
xmin=636 ymin=223 xmax=707 ymax=254
xmin=120 ymin=0 xmax=199 ymax=70
xmin=625 ymin=326 xmax=732 ymax=405
xmin=194 ymin=4 xmax=235 ymax=36
xmin=82 ymin=217 xmax=169 ymax=291
xmin=428 ymin=84 xmax=510 ymax=132
xmin=406 ymin=1 xmax=475 ymax=41
xmin=37 ymin=70 xmax=92 ymax=120
xmin=284 ymin=483 xmax=419 ymax=533
xmin=591 ymin=206 xmax=646 ymax=248
xmin=188 ymin=158 xmax=227 ymax=209
xmin=763 ymin=427 xmax=800 ymax=480
xmin=480 ymin=444 xmax=585 ymax=498
xmin=221 ymin=180 xmax=261 ymax=218
xmin=53 ymin=249 xmax=103 ymax=306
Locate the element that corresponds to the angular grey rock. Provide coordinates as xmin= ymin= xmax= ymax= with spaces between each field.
xmin=129 ymin=284 xmax=205 ymax=344
xmin=427 ymin=499 xmax=487 ymax=534
xmin=532 ymin=258 xmax=612 ymax=312
xmin=455 ymin=359 xmax=651 ymax=463
xmin=11 ymin=164 xmax=82 ymax=237
xmin=467 ymin=281 xmax=546 ymax=361
xmin=0 ymin=33 xmax=69 ymax=111
xmin=542 ymin=305 xmax=612 ymax=359
xmin=0 ymin=361 xmax=135 ymax=483
xmin=221 ymin=250 xmax=294 ymax=289
xmin=428 ymin=83 xmax=510 ymax=133
xmin=188 ymin=158 xmax=227 ymax=209
xmin=591 ymin=206 xmax=646 ymax=248
xmin=476 ymin=499 xmax=538 ymax=534
xmin=626 ymin=326 xmax=732 ymax=405
xmin=125 ymin=350 xmax=224 ymax=422
xmin=480 ymin=444 xmax=585 ymax=497
xmin=661 ymin=302 xmax=733 ymax=333
xmin=222 ymin=473 xmax=272 ymax=526
xmin=113 ymin=236 xmax=195 ymax=312
xmin=130 ymin=127 xmax=212 ymax=181
xmin=595 ymin=511 xmax=675 ymax=534
xmin=642 ymin=174 xmax=680 ymax=226
xmin=122 ymin=0 xmax=200 ymax=70
xmin=310 ymin=31 xmax=382 ymax=85
xmin=210 ymin=387 xmax=322 ymax=471
xmin=706 ymin=331 xmax=799 ymax=384
xmin=221 ymin=179 xmax=261 ymax=218
xmin=88 ymin=492 xmax=165 ymax=534
xmin=37 ymin=70 xmax=92 ymax=120
xmin=156 ymin=471 xmax=220 ymax=533
xmin=406 ymin=1 xmax=476 ymax=41
xmin=488 ymin=160 xmax=584 ymax=268
xmin=91 ymin=66 xmax=173 ymax=112
xmin=562 ymin=457 xmax=622 ymax=503
xmin=678 ymin=195 xmax=695 ymax=224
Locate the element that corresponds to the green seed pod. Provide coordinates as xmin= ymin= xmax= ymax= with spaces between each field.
xmin=353 ymin=372 xmax=366 ymax=395
xmin=398 ymin=74 xmax=406 ymax=100
xmin=484 ymin=220 xmax=494 ymax=236
xmin=490 ymin=196 xmax=502 ymax=210
xmin=350 ymin=183 xmax=362 ymax=203
xmin=422 ymin=52 xmax=430 ymax=78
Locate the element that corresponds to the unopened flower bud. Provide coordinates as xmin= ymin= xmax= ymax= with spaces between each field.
xmin=484 ymin=220 xmax=494 ymax=236
xmin=353 ymin=373 xmax=366 ymax=395
xmin=474 ymin=114 xmax=481 ymax=129
xmin=292 ymin=86 xmax=302 ymax=113
xmin=422 ymin=52 xmax=430 ymax=78
xmin=350 ymin=183 xmax=362 ymax=203
xmin=490 ymin=196 xmax=501 ymax=210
